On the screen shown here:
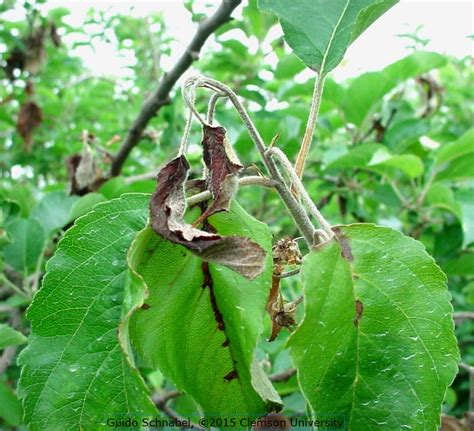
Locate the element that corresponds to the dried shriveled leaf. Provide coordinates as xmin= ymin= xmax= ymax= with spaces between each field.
xmin=197 ymin=125 xmax=243 ymax=222
xmin=5 ymin=47 xmax=26 ymax=80
xmin=17 ymin=101 xmax=43 ymax=152
xmin=66 ymin=146 xmax=103 ymax=195
xmin=24 ymin=25 xmax=47 ymax=74
xmin=150 ymin=155 xmax=266 ymax=279
xmin=49 ymin=24 xmax=61 ymax=47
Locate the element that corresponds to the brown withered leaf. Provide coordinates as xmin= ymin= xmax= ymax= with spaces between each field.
xmin=24 ymin=25 xmax=47 ymax=74
xmin=4 ymin=47 xmax=26 ymax=80
xmin=17 ymin=101 xmax=43 ymax=152
xmin=193 ymin=125 xmax=243 ymax=225
xmin=66 ymin=143 xmax=104 ymax=196
xmin=150 ymin=155 xmax=266 ymax=279
xmin=50 ymin=23 xmax=61 ymax=47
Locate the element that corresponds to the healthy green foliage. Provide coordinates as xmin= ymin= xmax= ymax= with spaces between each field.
xmin=31 ymin=192 xmax=79 ymax=235
xmin=0 ymin=323 xmax=27 ymax=349
xmin=18 ymin=194 xmax=156 ymax=430
xmin=258 ymin=0 xmax=398 ymax=75
xmin=435 ymin=128 xmax=474 ymax=181
xmin=129 ymin=203 xmax=280 ymax=418
xmin=0 ymin=380 xmax=23 ymax=427
xmin=342 ymin=52 xmax=448 ymax=127
xmin=289 ymin=225 xmax=459 ymax=429
xmin=4 ymin=218 xmax=45 ymax=273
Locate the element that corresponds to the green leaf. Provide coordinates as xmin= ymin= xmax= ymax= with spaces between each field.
xmin=443 ymin=253 xmax=474 ymax=276
xmin=0 ymin=199 xmax=21 ymax=227
xmin=258 ymin=0 xmax=398 ymax=75
xmin=4 ymin=218 xmax=45 ymax=272
xmin=325 ymin=143 xmax=384 ymax=170
xmin=435 ymin=129 xmax=474 ymax=181
xmin=244 ymin=0 xmax=277 ymax=41
xmin=368 ymin=149 xmax=424 ymax=178
xmin=130 ymin=202 xmax=280 ymax=418
xmin=326 ymin=144 xmax=423 ymax=177
xmin=274 ymin=54 xmax=305 ymax=79
xmin=436 ymin=153 xmax=474 ymax=181
xmin=18 ymin=194 xmax=157 ymax=430
xmin=455 ymin=189 xmax=474 ymax=248
xmin=0 ymin=380 xmax=23 ymax=427
xmin=288 ymin=224 xmax=459 ymax=429
xmin=68 ymin=192 xmax=107 ymax=221
xmin=383 ymin=119 xmax=431 ymax=152
xmin=425 ymin=183 xmax=461 ymax=217
xmin=0 ymin=324 xmax=27 ymax=349
xmin=435 ymin=129 xmax=474 ymax=166
xmin=31 ymin=191 xmax=79 ymax=235
xmin=343 ymin=52 xmax=448 ymax=127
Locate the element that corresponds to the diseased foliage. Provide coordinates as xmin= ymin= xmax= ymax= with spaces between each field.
xmin=0 ymin=0 xmax=471 ymax=430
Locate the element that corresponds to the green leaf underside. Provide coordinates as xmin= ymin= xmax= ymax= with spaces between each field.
xmin=130 ymin=202 xmax=280 ymax=419
xmin=18 ymin=194 xmax=156 ymax=430
xmin=289 ymin=224 xmax=459 ymax=430
xmin=258 ymin=0 xmax=398 ymax=74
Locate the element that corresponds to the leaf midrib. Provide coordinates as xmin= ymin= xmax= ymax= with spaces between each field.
xmin=319 ymin=0 xmax=351 ymax=76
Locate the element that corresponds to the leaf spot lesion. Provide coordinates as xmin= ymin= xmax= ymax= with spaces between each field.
xmin=353 ymin=299 xmax=364 ymax=327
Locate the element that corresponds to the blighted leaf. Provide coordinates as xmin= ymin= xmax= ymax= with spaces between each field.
xmin=258 ymin=0 xmax=398 ymax=75
xmin=18 ymin=194 xmax=156 ymax=430
xmin=66 ymin=145 xmax=104 ymax=196
xmin=150 ymin=155 xmax=266 ymax=279
xmin=288 ymin=224 xmax=459 ymax=430
xmin=24 ymin=25 xmax=48 ymax=74
xmin=49 ymin=23 xmax=61 ymax=47
xmin=130 ymin=202 xmax=281 ymax=418
xmin=196 ymin=125 xmax=243 ymax=223
xmin=267 ymin=238 xmax=302 ymax=341
xmin=17 ymin=101 xmax=43 ymax=152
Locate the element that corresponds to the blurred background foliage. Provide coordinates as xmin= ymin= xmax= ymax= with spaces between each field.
xmin=0 ymin=0 xmax=472 ymax=428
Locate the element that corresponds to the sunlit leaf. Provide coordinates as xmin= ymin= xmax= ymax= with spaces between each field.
xmin=289 ymin=224 xmax=459 ymax=430
xmin=18 ymin=194 xmax=156 ymax=430
xmin=259 ymin=0 xmax=398 ymax=75
xmin=130 ymin=202 xmax=280 ymax=418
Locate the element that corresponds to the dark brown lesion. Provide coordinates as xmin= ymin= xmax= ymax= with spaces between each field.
xmin=353 ymin=299 xmax=364 ymax=327
xmin=224 ymin=369 xmax=239 ymax=381
xmin=332 ymin=227 xmax=354 ymax=261
xmin=140 ymin=303 xmax=151 ymax=310
xmin=201 ymin=261 xmax=240 ymax=382
xmin=201 ymin=261 xmax=225 ymax=332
